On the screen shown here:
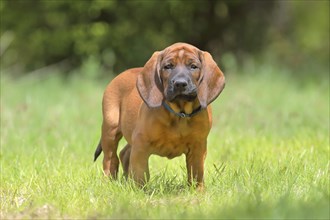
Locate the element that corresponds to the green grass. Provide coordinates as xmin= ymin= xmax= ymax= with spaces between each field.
xmin=1 ymin=63 xmax=329 ymax=219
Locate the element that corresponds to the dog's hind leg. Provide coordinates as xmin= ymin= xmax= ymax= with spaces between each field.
xmin=100 ymin=111 xmax=122 ymax=179
xmin=119 ymin=144 xmax=131 ymax=178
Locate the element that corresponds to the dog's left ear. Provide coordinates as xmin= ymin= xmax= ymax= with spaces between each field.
xmin=137 ymin=51 xmax=164 ymax=108
xmin=198 ymin=51 xmax=225 ymax=109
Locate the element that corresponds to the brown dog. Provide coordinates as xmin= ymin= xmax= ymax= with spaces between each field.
xmin=94 ymin=42 xmax=225 ymax=188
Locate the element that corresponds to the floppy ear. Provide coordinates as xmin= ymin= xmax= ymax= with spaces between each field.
xmin=198 ymin=51 xmax=225 ymax=109
xmin=136 ymin=51 xmax=164 ymax=108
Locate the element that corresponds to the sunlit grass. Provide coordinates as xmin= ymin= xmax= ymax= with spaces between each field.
xmin=1 ymin=63 xmax=329 ymax=219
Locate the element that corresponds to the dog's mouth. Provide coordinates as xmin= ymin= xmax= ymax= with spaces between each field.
xmin=173 ymin=94 xmax=197 ymax=102
xmin=166 ymin=91 xmax=197 ymax=102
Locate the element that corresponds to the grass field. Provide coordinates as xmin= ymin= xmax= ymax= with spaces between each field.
xmin=1 ymin=62 xmax=329 ymax=219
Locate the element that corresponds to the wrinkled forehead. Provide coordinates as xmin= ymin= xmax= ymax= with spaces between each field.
xmin=162 ymin=45 xmax=200 ymax=63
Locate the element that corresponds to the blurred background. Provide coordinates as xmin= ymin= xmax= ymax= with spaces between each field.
xmin=0 ymin=0 xmax=329 ymax=78
xmin=1 ymin=2 xmax=329 ymax=218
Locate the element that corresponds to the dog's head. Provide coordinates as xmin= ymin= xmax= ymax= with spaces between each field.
xmin=137 ymin=42 xmax=225 ymax=109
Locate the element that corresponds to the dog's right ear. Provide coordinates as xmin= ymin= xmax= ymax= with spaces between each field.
xmin=137 ymin=51 xmax=164 ymax=108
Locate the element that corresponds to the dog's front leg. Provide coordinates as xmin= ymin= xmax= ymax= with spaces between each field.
xmin=186 ymin=142 xmax=207 ymax=189
xmin=128 ymin=145 xmax=151 ymax=186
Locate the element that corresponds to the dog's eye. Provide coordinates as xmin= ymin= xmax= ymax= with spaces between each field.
xmin=190 ymin=64 xmax=199 ymax=70
xmin=164 ymin=64 xmax=174 ymax=70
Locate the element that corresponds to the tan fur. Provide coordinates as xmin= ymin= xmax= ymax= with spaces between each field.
xmin=96 ymin=43 xmax=225 ymax=188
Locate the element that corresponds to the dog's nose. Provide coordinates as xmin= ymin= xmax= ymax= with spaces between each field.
xmin=174 ymin=79 xmax=188 ymax=91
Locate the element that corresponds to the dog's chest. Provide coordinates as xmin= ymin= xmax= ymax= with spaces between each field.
xmin=150 ymin=119 xmax=200 ymax=158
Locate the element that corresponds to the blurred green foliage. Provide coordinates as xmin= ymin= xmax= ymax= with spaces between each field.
xmin=0 ymin=0 xmax=328 ymax=76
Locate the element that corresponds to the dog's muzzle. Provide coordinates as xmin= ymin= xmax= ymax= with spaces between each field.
xmin=166 ymin=78 xmax=197 ymax=102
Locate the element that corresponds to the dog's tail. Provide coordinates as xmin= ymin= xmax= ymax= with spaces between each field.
xmin=94 ymin=141 xmax=102 ymax=162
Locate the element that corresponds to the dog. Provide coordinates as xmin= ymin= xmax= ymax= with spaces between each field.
xmin=94 ymin=42 xmax=225 ymax=188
